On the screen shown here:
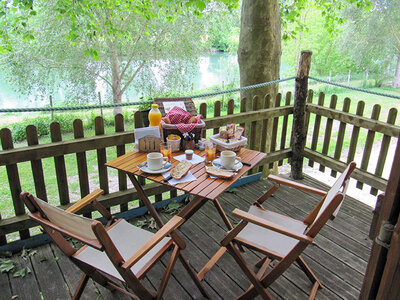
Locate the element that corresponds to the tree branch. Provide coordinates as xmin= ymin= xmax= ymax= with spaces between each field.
xmin=32 ymin=56 xmax=113 ymax=87
xmin=388 ymin=21 xmax=400 ymax=52
xmin=120 ymin=60 xmax=146 ymax=95
xmin=120 ymin=24 xmax=147 ymax=79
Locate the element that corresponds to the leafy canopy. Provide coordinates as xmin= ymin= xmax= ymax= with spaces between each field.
xmin=280 ymin=0 xmax=373 ymax=40
xmin=339 ymin=0 xmax=400 ymax=83
xmin=0 ymin=0 xmax=239 ymax=54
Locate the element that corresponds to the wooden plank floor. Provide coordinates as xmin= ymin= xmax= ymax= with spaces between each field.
xmin=0 ymin=175 xmax=373 ymax=300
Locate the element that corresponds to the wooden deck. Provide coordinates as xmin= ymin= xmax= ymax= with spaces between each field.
xmin=0 ymin=175 xmax=373 ymax=300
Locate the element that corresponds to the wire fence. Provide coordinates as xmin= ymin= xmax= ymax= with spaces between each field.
xmin=0 ymin=75 xmax=398 ymax=113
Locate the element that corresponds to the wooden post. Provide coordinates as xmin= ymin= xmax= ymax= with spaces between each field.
xmin=134 ymin=111 xmax=146 ymax=186
xmin=291 ymin=50 xmax=312 ymax=180
xmin=0 ymin=212 xmax=6 ymax=245
xmin=50 ymin=95 xmax=54 ymax=120
xmin=222 ymin=81 xmax=225 ymax=109
xmin=347 ymin=70 xmax=351 ymax=85
xmin=328 ymin=71 xmax=332 ymax=92
xmin=360 ymin=138 xmax=400 ymax=299
xmin=98 ymin=92 xmax=104 ymax=118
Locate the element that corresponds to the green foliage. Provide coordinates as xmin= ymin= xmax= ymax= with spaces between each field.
xmin=338 ymin=0 xmax=400 ymax=84
xmin=206 ymin=5 xmax=240 ymax=52
xmin=0 ymin=0 xmax=35 ymax=52
xmin=137 ymin=97 xmax=153 ymax=111
xmin=164 ymin=200 xmax=183 ymax=214
xmin=280 ymin=0 xmax=372 ymax=41
xmin=0 ymin=0 xmax=240 ymax=109
xmin=0 ymin=258 xmax=14 ymax=273
xmin=282 ymin=9 xmax=357 ymax=76
xmin=3 ymin=109 xmax=136 ymax=142
xmin=13 ymin=267 xmax=27 ymax=278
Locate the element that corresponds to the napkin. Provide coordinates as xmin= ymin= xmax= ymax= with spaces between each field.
xmin=162 ymin=171 xmax=197 ymax=185
xmin=173 ymin=153 xmax=204 ymax=165
xmin=161 ymin=106 xmax=202 ymax=134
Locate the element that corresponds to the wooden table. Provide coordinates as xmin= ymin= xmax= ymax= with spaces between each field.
xmin=106 ymin=147 xmax=266 ymax=279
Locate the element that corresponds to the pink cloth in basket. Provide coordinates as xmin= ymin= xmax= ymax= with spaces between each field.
xmin=163 ymin=106 xmax=202 ymax=134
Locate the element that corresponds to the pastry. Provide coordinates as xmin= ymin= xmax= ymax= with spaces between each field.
xmin=234 ymin=126 xmax=245 ymax=139
xmin=162 ymin=117 xmax=171 ymax=124
xmin=206 ymin=167 xmax=235 ymax=179
xmin=219 ymin=130 xmax=228 ymax=139
xmin=226 ymin=123 xmax=235 ymax=138
xmin=188 ymin=116 xmax=198 ymax=124
xmin=171 ymin=161 xmax=192 ymax=179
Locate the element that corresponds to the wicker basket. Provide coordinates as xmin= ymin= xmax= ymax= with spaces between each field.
xmin=154 ymin=97 xmax=205 ymax=145
xmin=210 ymin=134 xmax=248 ymax=152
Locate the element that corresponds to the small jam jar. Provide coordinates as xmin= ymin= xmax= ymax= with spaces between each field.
xmin=185 ymin=149 xmax=194 ymax=160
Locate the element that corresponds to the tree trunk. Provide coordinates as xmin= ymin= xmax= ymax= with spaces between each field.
xmin=110 ymin=41 xmax=123 ymax=115
xmin=393 ymin=52 xmax=400 ymax=88
xmin=238 ymin=0 xmax=281 ymax=108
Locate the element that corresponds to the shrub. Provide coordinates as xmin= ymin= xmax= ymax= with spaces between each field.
xmin=11 ymin=124 xmax=26 ymax=142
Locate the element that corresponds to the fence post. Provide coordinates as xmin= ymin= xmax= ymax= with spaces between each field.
xmin=50 ymin=95 xmax=54 ymax=120
xmin=348 ymin=70 xmax=351 ymax=85
xmin=222 ymin=80 xmax=225 ymax=109
xmin=291 ymin=50 xmax=312 ymax=179
xmin=98 ymin=92 xmax=103 ymax=118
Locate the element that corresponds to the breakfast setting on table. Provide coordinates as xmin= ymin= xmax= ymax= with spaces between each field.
xmin=132 ymin=98 xmax=251 ymax=185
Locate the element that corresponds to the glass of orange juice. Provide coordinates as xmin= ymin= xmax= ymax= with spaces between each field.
xmin=160 ymin=142 xmax=172 ymax=162
xmin=205 ymin=142 xmax=216 ymax=164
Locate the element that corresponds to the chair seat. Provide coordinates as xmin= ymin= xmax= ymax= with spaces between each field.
xmin=73 ymin=219 xmax=172 ymax=281
xmin=236 ymin=206 xmax=308 ymax=258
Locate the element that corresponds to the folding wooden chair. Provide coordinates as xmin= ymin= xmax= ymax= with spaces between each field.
xmin=21 ymin=189 xmax=208 ymax=300
xmin=218 ymin=162 xmax=356 ymax=300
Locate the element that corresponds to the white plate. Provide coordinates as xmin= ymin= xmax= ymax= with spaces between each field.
xmin=138 ymin=162 xmax=171 ymax=174
xmin=212 ymin=158 xmax=243 ymax=172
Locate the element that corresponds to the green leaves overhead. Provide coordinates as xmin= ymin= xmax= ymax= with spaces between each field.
xmin=53 ymin=0 xmax=239 ymax=43
xmin=280 ymin=0 xmax=373 ymax=40
xmin=1 ymin=0 xmax=239 ymax=53
xmin=83 ymin=48 xmax=99 ymax=60
xmin=0 ymin=0 xmax=36 ymax=51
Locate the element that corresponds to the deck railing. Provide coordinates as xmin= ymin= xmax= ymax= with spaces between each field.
xmin=0 ymin=92 xmax=398 ymax=247
xmin=305 ymin=91 xmax=398 ymax=194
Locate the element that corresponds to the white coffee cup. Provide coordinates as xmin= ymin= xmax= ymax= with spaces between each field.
xmin=220 ymin=150 xmax=241 ymax=170
xmin=147 ymin=152 xmax=168 ymax=170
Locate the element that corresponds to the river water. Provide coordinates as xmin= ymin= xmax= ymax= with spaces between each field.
xmin=0 ymin=52 xmax=290 ymax=109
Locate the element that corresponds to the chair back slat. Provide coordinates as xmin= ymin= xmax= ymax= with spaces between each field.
xmin=32 ymin=195 xmax=97 ymax=240
xmin=313 ymin=162 xmax=356 ymax=225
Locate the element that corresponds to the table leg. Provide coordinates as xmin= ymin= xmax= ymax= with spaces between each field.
xmin=177 ymin=195 xmax=208 ymax=220
xmin=213 ymin=198 xmax=234 ymax=230
xmin=127 ymin=173 xmax=164 ymax=227
xmin=127 ymin=173 xmax=187 ymax=249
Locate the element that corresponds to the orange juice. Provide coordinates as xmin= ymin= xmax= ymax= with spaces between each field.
xmin=205 ymin=143 xmax=216 ymax=163
xmin=148 ymin=104 xmax=162 ymax=127
xmin=161 ymin=149 xmax=172 ymax=161
xmin=160 ymin=142 xmax=172 ymax=161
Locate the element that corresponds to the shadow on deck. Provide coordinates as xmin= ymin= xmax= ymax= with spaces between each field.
xmin=0 ymin=175 xmax=372 ymax=300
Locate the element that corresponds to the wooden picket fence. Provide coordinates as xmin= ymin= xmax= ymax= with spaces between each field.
xmin=0 ymin=91 xmax=398 ymax=247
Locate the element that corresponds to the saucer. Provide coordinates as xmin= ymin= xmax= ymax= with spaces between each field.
xmin=212 ymin=158 xmax=243 ymax=172
xmin=138 ymin=162 xmax=171 ymax=174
